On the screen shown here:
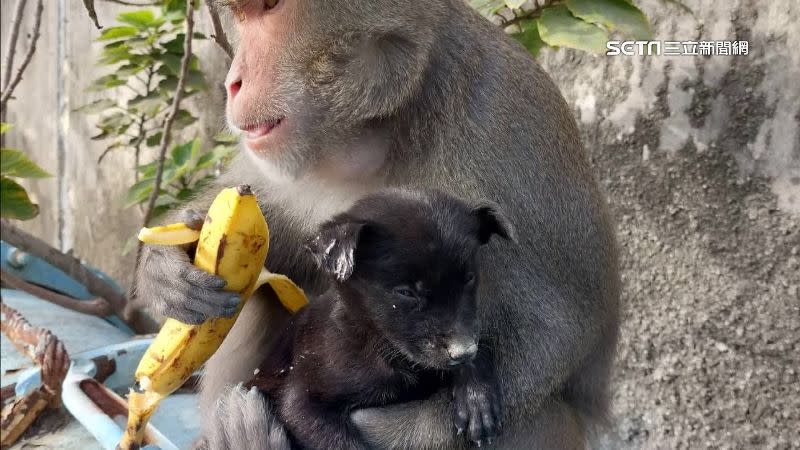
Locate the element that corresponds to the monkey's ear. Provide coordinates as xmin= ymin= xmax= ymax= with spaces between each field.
xmin=305 ymin=221 xmax=366 ymax=282
xmin=471 ymin=201 xmax=517 ymax=244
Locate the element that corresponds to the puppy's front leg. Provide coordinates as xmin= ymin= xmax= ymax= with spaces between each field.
xmin=452 ymin=355 xmax=503 ymax=447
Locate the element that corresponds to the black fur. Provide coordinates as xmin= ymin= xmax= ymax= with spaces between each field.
xmin=247 ymin=189 xmax=512 ymax=449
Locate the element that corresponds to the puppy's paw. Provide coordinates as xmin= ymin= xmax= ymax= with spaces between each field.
xmin=452 ymin=371 xmax=502 ymax=447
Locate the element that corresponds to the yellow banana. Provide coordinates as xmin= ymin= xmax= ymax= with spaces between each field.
xmin=137 ymin=222 xmax=200 ymax=246
xmin=118 ymin=185 xmax=308 ymax=450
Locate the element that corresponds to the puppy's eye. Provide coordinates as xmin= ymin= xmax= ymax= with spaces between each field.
xmin=465 ymin=272 xmax=476 ymax=284
xmin=264 ymin=0 xmax=279 ymax=10
xmin=393 ymin=286 xmax=417 ymax=299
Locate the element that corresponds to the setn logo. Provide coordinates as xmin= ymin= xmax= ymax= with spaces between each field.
xmin=606 ymin=40 xmax=661 ymax=56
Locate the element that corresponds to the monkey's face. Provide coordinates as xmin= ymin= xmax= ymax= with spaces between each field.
xmin=220 ymin=0 xmax=440 ymax=181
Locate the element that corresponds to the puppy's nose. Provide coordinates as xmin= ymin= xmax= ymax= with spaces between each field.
xmin=447 ymin=338 xmax=478 ymax=364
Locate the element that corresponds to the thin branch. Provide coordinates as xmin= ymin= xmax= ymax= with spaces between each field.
xmin=0 ymin=0 xmax=44 ymax=111
xmin=96 ymin=146 xmax=115 ymax=164
xmin=1 ymin=0 xmax=28 ymax=91
xmin=141 ymin=0 xmax=194 ymax=228
xmin=1 ymin=269 xmax=114 ymax=317
xmin=129 ymin=0 xmax=195 ymax=307
xmin=0 ymin=219 xmax=128 ymax=314
xmin=206 ymin=1 xmax=234 ymax=60
xmin=500 ymin=0 xmax=560 ymax=29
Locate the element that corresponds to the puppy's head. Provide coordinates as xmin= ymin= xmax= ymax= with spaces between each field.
xmin=306 ymin=188 xmax=515 ymax=369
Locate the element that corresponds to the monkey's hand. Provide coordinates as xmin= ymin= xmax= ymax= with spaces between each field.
xmin=201 ymin=384 xmax=292 ymax=450
xmin=452 ymin=364 xmax=503 ymax=447
xmin=136 ymin=209 xmax=240 ymax=324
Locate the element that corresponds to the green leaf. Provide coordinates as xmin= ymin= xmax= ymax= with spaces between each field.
xmin=0 ymin=123 xmax=11 ymax=134
xmin=146 ymin=132 xmax=163 ymax=147
xmin=171 ymin=139 xmax=199 ymax=167
xmin=150 ymin=203 xmax=174 ymax=224
xmin=469 ymin=0 xmax=506 ymax=17
xmin=161 ymin=53 xmax=183 ymax=76
xmin=513 ymin=20 xmax=545 ymax=57
xmin=98 ymin=26 xmax=139 ymax=41
xmin=173 ymin=110 xmax=197 ymax=128
xmin=98 ymin=112 xmax=133 ymax=132
xmin=1 ymin=149 xmax=51 ymax=178
xmin=75 ymin=98 xmax=116 ymax=114
xmin=176 ymin=187 xmax=195 ymax=201
xmin=186 ymin=70 xmax=206 ymax=91
xmin=566 ymin=0 xmax=653 ymax=40
xmin=537 ymin=5 xmax=609 ymax=53
xmin=0 ymin=177 xmax=39 ymax=220
xmin=99 ymin=43 xmax=133 ymax=65
xmin=88 ymin=74 xmax=126 ymax=91
xmin=213 ymin=131 xmax=239 ymax=144
xmin=122 ymin=234 xmax=139 ymax=256
xmin=196 ymin=145 xmax=235 ymax=170
xmin=125 ymin=177 xmax=155 ymax=207
xmin=129 ymin=91 xmax=163 ymax=117
xmin=118 ymin=10 xmax=164 ymax=30
xmin=505 ymin=0 xmax=526 ymax=8
xmin=162 ymin=33 xmax=186 ymax=54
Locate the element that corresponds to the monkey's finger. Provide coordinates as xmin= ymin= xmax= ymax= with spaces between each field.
xmin=182 ymin=265 xmax=227 ymax=290
xmin=177 ymin=208 xmax=206 ymax=230
xmin=185 ymin=285 xmax=240 ymax=318
xmin=161 ymin=304 xmax=206 ymax=325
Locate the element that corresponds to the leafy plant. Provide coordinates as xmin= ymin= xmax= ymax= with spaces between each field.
xmin=79 ymin=1 xmax=238 ymax=230
xmin=470 ymin=0 xmax=654 ymax=56
xmin=0 ymin=123 xmax=51 ymax=220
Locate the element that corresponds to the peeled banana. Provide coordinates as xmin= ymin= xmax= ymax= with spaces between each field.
xmin=137 ymin=222 xmax=200 ymax=246
xmin=118 ymin=185 xmax=308 ymax=450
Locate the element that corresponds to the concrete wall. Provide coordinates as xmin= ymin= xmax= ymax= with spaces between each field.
xmin=1 ymin=0 xmax=797 ymax=447
xmin=536 ymin=0 xmax=799 ymax=447
xmin=1 ymin=1 xmax=228 ymax=287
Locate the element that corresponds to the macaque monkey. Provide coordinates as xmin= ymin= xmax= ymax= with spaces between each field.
xmin=247 ymin=189 xmax=512 ymax=449
xmin=135 ymin=0 xmax=620 ymax=448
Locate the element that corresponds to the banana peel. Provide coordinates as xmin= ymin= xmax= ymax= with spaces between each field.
xmin=118 ymin=185 xmax=308 ymax=450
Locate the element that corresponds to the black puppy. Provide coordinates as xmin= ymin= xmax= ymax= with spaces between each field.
xmin=249 ymin=189 xmax=516 ymax=449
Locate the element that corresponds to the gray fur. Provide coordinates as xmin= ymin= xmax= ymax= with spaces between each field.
xmin=135 ymin=0 xmax=620 ymax=448
xmin=200 ymin=384 xmax=292 ymax=450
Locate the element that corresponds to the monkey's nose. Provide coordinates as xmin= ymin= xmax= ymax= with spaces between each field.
xmin=447 ymin=339 xmax=478 ymax=365
xmin=227 ymin=78 xmax=242 ymax=100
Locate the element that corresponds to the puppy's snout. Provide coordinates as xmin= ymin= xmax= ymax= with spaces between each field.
xmin=447 ymin=338 xmax=478 ymax=365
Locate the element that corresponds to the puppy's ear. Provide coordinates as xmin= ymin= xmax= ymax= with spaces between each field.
xmin=305 ymin=220 xmax=366 ymax=282
xmin=471 ymin=201 xmax=517 ymax=244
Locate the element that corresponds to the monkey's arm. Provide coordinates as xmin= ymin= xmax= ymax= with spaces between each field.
xmin=279 ymin=384 xmax=369 ymax=450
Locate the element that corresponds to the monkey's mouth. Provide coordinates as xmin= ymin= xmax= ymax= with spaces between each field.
xmin=242 ymin=117 xmax=284 ymax=141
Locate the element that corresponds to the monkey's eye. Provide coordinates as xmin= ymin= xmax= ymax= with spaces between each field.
xmin=264 ymin=0 xmax=279 ymax=9
xmin=393 ymin=286 xmax=418 ymax=299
